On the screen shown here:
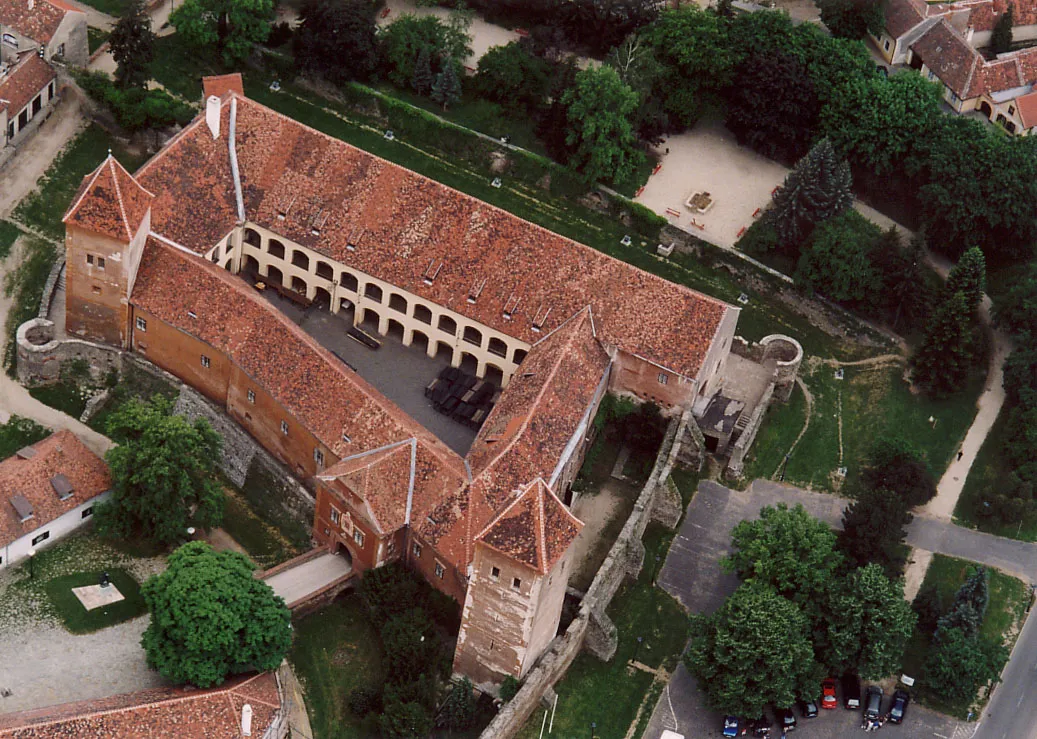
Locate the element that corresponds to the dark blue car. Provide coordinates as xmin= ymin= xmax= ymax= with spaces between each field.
xmin=723 ymin=716 xmax=741 ymax=737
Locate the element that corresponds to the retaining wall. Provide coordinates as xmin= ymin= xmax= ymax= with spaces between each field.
xmin=478 ymin=414 xmax=686 ymax=739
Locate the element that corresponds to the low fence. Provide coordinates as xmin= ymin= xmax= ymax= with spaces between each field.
xmin=478 ymin=414 xmax=688 ymax=739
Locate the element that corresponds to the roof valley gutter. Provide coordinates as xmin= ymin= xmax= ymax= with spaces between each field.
xmin=404 ymin=439 xmax=416 ymax=526
xmin=228 ymin=97 xmax=245 ymax=223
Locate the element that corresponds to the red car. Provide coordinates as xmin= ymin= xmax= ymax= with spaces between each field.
xmin=821 ymin=678 xmax=838 ymax=709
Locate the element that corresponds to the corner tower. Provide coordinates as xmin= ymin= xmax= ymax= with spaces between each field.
xmin=62 ymin=155 xmax=154 ymax=348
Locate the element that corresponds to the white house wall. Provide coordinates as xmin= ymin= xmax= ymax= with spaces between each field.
xmin=1 ymin=491 xmax=111 ymax=569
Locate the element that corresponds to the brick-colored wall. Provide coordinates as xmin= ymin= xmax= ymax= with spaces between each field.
xmin=406 ymin=530 xmax=467 ymax=604
xmin=610 ymin=349 xmax=696 ymax=408
xmin=130 ymin=309 xmax=231 ymax=402
xmin=313 ymin=480 xmax=383 ymax=572
xmin=65 ymin=226 xmax=134 ymax=347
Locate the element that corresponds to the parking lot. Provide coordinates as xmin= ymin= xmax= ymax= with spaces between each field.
xmin=641 ymin=480 xmax=968 ymax=739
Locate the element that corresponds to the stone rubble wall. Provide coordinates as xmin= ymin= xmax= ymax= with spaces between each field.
xmin=727 ymin=379 xmax=776 ymax=478
xmin=174 ymin=386 xmax=258 ymax=488
xmin=478 ymin=414 xmax=685 ymax=739
xmin=16 ymin=317 xmax=122 ymax=386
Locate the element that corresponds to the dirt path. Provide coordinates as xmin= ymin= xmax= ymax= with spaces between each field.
xmin=569 ymin=482 xmax=628 ymax=589
xmin=0 ymin=96 xmax=87 ymax=220
xmin=902 ymin=547 xmax=933 ymax=602
xmin=771 ymin=376 xmax=813 ymax=479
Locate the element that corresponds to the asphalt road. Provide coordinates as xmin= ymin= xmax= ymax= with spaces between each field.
xmin=641 ymin=479 xmax=1037 ymax=739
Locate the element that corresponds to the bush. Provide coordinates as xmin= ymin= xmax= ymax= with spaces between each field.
xmin=499 ymin=675 xmax=520 ymax=702
xmin=380 ymin=698 xmax=434 ymax=739
xmin=348 ymin=686 xmax=382 ymax=717
xmin=359 ymin=562 xmax=425 ymax=622
xmin=266 ymin=20 xmax=292 ymax=47
xmin=438 ymin=677 xmax=477 ymax=730
xmin=381 ymin=609 xmax=439 ymax=685
xmin=77 ymin=70 xmax=194 ymax=131
xmin=627 ymin=200 xmax=666 ymax=242
xmin=736 ymin=219 xmax=780 ymax=255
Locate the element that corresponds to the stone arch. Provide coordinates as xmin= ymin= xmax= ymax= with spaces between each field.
xmin=389 ymin=293 xmax=408 ymax=314
xmin=316 ymin=260 xmax=334 ymax=280
xmin=341 ymin=272 xmax=359 ymax=293
xmin=485 ymin=363 xmax=505 ymax=386
xmin=487 ymin=337 xmax=508 ymax=358
xmin=980 ymin=100 xmax=993 ymax=118
xmin=438 ymin=315 xmax=457 ymax=336
xmin=513 ymin=348 xmax=528 ymax=365
xmin=361 ymin=308 xmax=381 ymax=333
xmin=291 ymin=276 xmax=307 ymax=294
xmin=266 ymin=265 xmax=283 ymax=286
xmin=434 ymin=341 xmax=453 ymax=361
xmin=387 ymin=319 xmax=405 ymax=341
xmin=413 ymin=304 xmax=433 ymax=325
xmin=291 ymin=250 xmax=310 ymax=270
xmin=463 ymin=325 xmax=483 ymax=347
xmin=313 ymin=286 xmax=332 ymax=310
xmin=459 ymin=352 xmax=479 ymax=375
xmin=243 ymin=228 xmax=261 ymax=247
xmin=243 ymin=255 xmax=260 ymax=275
xmin=268 ymin=239 xmax=286 ymax=259
xmin=411 ymin=330 xmax=430 ymax=354
xmin=364 ymin=283 xmax=383 ymax=303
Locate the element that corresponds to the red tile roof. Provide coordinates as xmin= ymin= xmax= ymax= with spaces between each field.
xmin=424 ymin=308 xmax=606 ymax=570
xmin=64 ymin=155 xmax=155 ymax=242
xmin=135 ymin=94 xmax=731 ymax=380
xmin=884 ymin=0 xmax=927 ymax=38
xmin=0 ymin=430 xmax=110 ymax=549
xmin=911 ymin=20 xmax=981 ymax=98
xmin=0 ymin=672 xmax=281 ymax=738
xmin=476 ymin=478 xmax=582 ymax=575
xmin=1016 ymin=89 xmax=1037 ymax=127
xmin=0 ymin=0 xmax=76 ymax=44
xmin=0 ymin=52 xmax=55 ymax=116
xmin=203 ymin=73 xmax=244 ymax=100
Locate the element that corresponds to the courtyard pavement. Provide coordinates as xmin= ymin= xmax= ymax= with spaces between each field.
xmin=258 ymin=290 xmax=478 ymax=455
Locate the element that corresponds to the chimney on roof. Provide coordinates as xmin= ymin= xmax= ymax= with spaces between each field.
xmin=28 ymin=0 xmax=34 ymax=10
xmin=241 ymin=704 xmax=253 ymax=736
xmin=206 ymin=95 xmax=221 ymax=139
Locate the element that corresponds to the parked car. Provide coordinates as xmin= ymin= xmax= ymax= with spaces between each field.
xmin=841 ymin=674 xmax=861 ymax=710
xmin=864 ymin=686 xmax=883 ymax=720
xmin=889 ymin=689 xmax=910 ymax=724
xmin=797 ymin=698 xmax=819 ymax=718
xmin=751 ymin=714 xmax=772 ymax=736
xmin=723 ymin=716 xmax=741 ymax=737
xmin=776 ymin=706 xmax=797 ymax=731
xmin=821 ymin=678 xmax=838 ymax=709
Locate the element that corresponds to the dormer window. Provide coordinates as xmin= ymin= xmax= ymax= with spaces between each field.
xmin=467 ymin=278 xmax=486 ymax=304
xmin=342 ymin=432 xmax=351 ymax=443
xmin=532 ymin=304 xmax=551 ymax=332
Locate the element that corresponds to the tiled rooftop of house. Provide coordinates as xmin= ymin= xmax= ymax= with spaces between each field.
xmin=0 ymin=0 xmax=75 ymax=44
xmin=64 ymin=155 xmax=154 ymax=242
xmin=476 ymin=478 xmax=582 ymax=574
xmin=202 ymin=72 xmax=244 ymax=101
xmin=0 ymin=672 xmax=280 ymax=738
xmin=0 ymin=52 xmax=55 ymax=116
xmin=0 ymin=430 xmax=110 ymax=549
xmin=126 ymin=93 xmax=730 ymax=381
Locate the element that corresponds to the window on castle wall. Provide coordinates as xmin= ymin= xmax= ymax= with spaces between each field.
xmin=201 ymin=355 xmax=211 ymax=368
xmin=136 ymin=317 xmax=147 ymax=332
xmin=314 ymin=448 xmax=324 ymax=468
xmin=354 ymin=529 xmax=365 ymax=547
xmin=86 ymin=254 xmax=94 ymax=265
xmin=435 ymin=562 xmax=444 ymax=578
xmin=247 ymin=389 xmax=255 ymax=403
xmin=512 ymin=577 xmax=521 ymax=591
xmin=281 ymin=420 xmax=289 ymax=435
xmin=387 ymin=539 xmax=395 ymax=555
xmin=490 ymin=566 xmax=500 ymax=581
xmin=413 ymin=542 xmax=422 ymax=557
xmin=91 ymin=285 xmax=102 ymax=294
xmin=97 ymin=258 xmax=105 ymax=270
xmin=658 ymin=373 xmax=668 ymax=385
xmin=330 ymin=508 xmax=340 ymax=524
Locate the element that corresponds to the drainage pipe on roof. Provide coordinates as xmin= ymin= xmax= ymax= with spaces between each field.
xmin=228 ymin=96 xmax=246 ymax=223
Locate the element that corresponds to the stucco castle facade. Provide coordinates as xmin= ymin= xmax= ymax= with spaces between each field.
xmin=59 ymin=75 xmax=739 ymax=687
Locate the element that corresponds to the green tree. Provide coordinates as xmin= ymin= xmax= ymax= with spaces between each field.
xmin=559 ymin=0 xmax=660 ymax=56
xmin=379 ymin=12 xmax=470 ymax=88
xmin=381 ymin=609 xmax=439 ymax=685
xmin=684 ymin=580 xmax=822 ymax=717
xmin=838 ymin=487 xmax=912 ymax=578
xmin=294 ymin=0 xmax=378 ymax=83
xmin=140 ymin=542 xmax=291 ymax=687
xmin=95 ymin=396 xmax=223 ymax=547
xmin=412 ymin=46 xmax=434 ymax=95
xmin=643 ymin=6 xmax=735 ymax=130
xmin=438 ymin=677 xmax=477 ymax=730
xmin=820 ymin=564 xmax=917 ymax=678
xmin=816 ymin=0 xmax=886 ymax=39
xmin=109 ymin=0 xmax=155 ymax=89
xmin=991 ymin=3 xmax=1014 ymax=54
xmin=562 ymin=65 xmax=645 ymax=185
xmin=925 ymin=626 xmax=1008 ymax=704
xmin=859 ymin=435 xmax=936 ymax=508
xmin=170 ymin=0 xmax=273 ymax=64
xmin=430 ymin=57 xmax=462 ymax=110
xmin=872 ymin=226 xmax=933 ymax=330
xmin=995 ymin=265 xmax=1037 ymax=341
xmin=474 ymin=42 xmax=551 ymax=115
xmin=380 ymin=698 xmax=434 ymax=739
xmin=723 ymin=503 xmax=843 ymax=611
xmin=795 ymin=210 xmax=882 ymax=306
xmin=499 ymin=675 xmax=520 ymax=701
xmin=945 ymin=246 xmax=987 ymax=314
xmin=724 ymin=50 xmax=820 ymax=163
xmin=769 ymin=138 xmax=853 ymax=247
xmin=913 ymin=580 xmax=944 ymax=636
xmin=913 ymin=290 xmax=974 ymax=396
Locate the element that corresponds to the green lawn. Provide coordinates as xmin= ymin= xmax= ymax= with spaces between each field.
xmin=221 ymin=489 xmax=303 ymax=569
xmin=29 ymin=381 xmax=91 ymax=419
xmin=739 ymin=360 xmax=982 ymax=492
xmin=44 ymin=568 xmax=147 ymax=633
xmin=515 ymin=524 xmax=690 ymax=739
xmin=0 ymin=220 xmax=21 ymax=259
xmin=900 ymin=554 xmax=1029 ymax=718
xmin=0 ymin=415 xmax=50 ymax=458
xmin=290 ymin=595 xmax=387 ymax=739
xmin=952 ymin=409 xmax=1037 ymax=540
xmin=87 ymin=27 xmax=110 ymax=55
xmin=77 ymin=0 xmax=130 ymax=16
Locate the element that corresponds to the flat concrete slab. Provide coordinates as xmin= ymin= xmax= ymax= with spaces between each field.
xmin=72 ymin=583 xmax=125 ymax=611
xmin=263 ymin=552 xmax=351 ymax=607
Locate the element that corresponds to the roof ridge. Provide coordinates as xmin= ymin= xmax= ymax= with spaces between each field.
xmin=108 ymin=156 xmax=133 ymax=241
xmin=62 ymin=158 xmax=109 ymax=224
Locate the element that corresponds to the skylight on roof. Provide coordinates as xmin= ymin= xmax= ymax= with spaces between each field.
xmin=423 ymin=260 xmax=443 ymax=286
xmin=532 ymin=305 xmax=552 ymax=332
xmin=503 ymin=294 xmax=521 ymax=320
xmin=50 ymin=474 xmax=74 ymax=501
xmin=468 ymin=278 xmax=486 ymax=304
xmin=9 ymin=494 xmax=33 ymax=522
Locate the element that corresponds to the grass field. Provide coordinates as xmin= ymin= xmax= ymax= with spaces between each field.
xmin=0 ymin=415 xmax=50 ymax=459
xmin=900 ymin=554 xmax=1030 ymax=718
xmin=44 ymin=568 xmax=146 ymax=633
xmin=29 ymin=381 xmax=91 ymax=419
xmin=0 ymin=221 xmax=21 ymax=259
xmin=737 ymin=359 xmax=982 ymax=492
xmin=221 ymin=489 xmax=303 ymax=569
xmin=87 ymin=27 xmax=110 ymax=55
xmin=289 ymin=595 xmax=387 ymax=739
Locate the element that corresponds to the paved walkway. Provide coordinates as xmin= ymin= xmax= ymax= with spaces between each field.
xmin=262 ymin=552 xmax=351 ymax=607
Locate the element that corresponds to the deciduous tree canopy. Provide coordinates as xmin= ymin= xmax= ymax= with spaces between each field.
xmin=170 ymin=0 xmax=273 ymax=64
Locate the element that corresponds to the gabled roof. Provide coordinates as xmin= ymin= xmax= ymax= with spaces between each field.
xmin=0 ymin=672 xmax=280 ymax=738
xmin=911 ymin=20 xmax=981 ymax=97
xmin=884 ymin=0 xmax=927 ymax=38
xmin=0 ymin=0 xmax=80 ymax=45
xmin=476 ymin=478 xmax=582 ymax=575
xmin=1017 ymin=89 xmax=1037 ymax=127
xmin=202 ymin=73 xmax=244 ymax=100
xmin=135 ymin=93 xmax=731 ymax=380
xmin=64 ymin=155 xmax=154 ymax=242
xmin=0 ymin=52 xmax=55 ymax=116
xmin=0 ymin=431 xmax=110 ymax=549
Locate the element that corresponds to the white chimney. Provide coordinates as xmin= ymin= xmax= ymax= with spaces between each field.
xmin=206 ymin=95 xmax=221 ymax=139
xmin=241 ymin=703 xmax=252 ymax=736
xmin=28 ymin=0 xmax=34 ymax=10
